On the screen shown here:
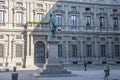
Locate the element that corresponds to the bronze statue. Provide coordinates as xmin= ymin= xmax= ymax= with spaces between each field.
xmin=49 ymin=13 xmax=56 ymax=38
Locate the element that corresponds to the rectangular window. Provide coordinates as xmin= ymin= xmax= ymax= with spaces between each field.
xmin=87 ymin=45 xmax=92 ymax=57
xmin=37 ymin=13 xmax=43 ymax=22
xmin=16 ymin=2 xmax=23 ymax=7
xmin=56 ymin=5 xmax=62 ymax=10
xmin=58 ymin=44 xmax=62 ymax=57
xmin=0 ymin=45 xmax=3 ymax=57
xmin=113 ymin=17 xmax=118 ymax=27
xmin=16 ymin=12 xmax=23 ymax=24
xmin=99 ymin=17 xmax=105 ymax=27
xmin=86 ymin=16 xmax=91 ymax=26
xmin=0 ymin=1 xmax=5 ymax=4
xmin=100 ymin=45 xmax=106 ymax=57
xmin=55 ymin=15 xmax=62 ymax=25
xmin=0 ymin=35 xmax=3 ymax=39
xmin=99 ymin=8 xmax=104 ymax=13
xmin=72 ymin=37 xmax=77 ymax=40
xmin=0 ymin=11 xmax=5 ymax=23
xmin=71 ymin=15 xmax=77 ymax=26
xmin=72 ymin=45 xmax=77 ymax=57
xmin=85 ymin=8 xmax=91 ymax=11
xmin=115 ymin=45 xmax=120 ymax=57
xmin=71 ymin=6 xmax=76 ymax=11
xmin=16 ymin=45 xmax=22 ymax=57
xmin=37 ymin=4 xmax=43 ymax=9
xmin=113 ymin=9 xmax=118 ymax=12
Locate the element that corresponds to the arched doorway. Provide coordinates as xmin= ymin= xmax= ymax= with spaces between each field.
xmin=34 ymin=41 xmax=45 ymax=64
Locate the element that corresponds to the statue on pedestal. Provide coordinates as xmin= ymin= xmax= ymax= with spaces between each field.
xmin=49 ymin=13 xmax=56 ymax=38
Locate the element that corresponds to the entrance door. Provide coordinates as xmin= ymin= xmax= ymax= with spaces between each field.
xmin=34 ymin=41 xmax=45 ymax=63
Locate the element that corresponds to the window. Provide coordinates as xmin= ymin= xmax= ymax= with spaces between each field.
xmin=113 ymin=9 xmax=118 ymax=12
xmin=86 ymin=16 xmax=91 ymax=26
xmin=16 ymin=12 xmax=23 ymax=24
xmin=115 ymin=38 xmax=119 ymax=42
xmin=58 ymin=44 xmax=62 ymax=57
xmin=37 ymin=13 xmax=43 ymax=22
xmin=100 ymin=45 xmax=106 ymax=57
xmin=0 ymin=1 xmax=5 ymax=4
xmin=57 ymin=36 xmax=62 ymax=40
xmin=37 ymin=4 xmax=43 ymax=9
xmin=72 ymin=45 xmax=77 ymax=57
xmin=16 ymin=2 xmax=23 ymax=7
xmin=0 ymin=11 xmax=5 ymax=23
xmin=16 ymin=45 xmax=22 ymax=57
xmin=71 ymin=6 xmax=76 ymax=11
xmin=115 ymin=45 xmax=120 ymax=57
xmin=0 ymin=35 xmax=3 ymax=39
xmin=99 ymin=17 xmax=105 ymax=27
xmin=55 ymin=15 xmax=62 ymax=25
xmin=71 ymin=15 xmax=77 ymax=26
xmin=85 ymin=8 xmax=90 ymax=11
xmin=113 ymin=17 xmax=118 ymax=27
xmin=86 ymin=45 xmax=92 ymax=57
xmin=56 ymin=5 xmax=62 ymax=10
xmin=86 ymin=37 xmax=91 ymax=41
xmin=0 ymin=44 xmax=3 ymax=57
xmin=16 ymin=35 xmax=22 ymax=39
xmin=99 ymin=8 xmax=104 ymax=13
xmin=72 ymin=37 xmax=77 ymax=40
xmin=101 ymin=37 xmax=105 ymax=41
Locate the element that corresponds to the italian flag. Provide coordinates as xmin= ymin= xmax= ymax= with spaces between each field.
xmin=56 ymin=25 xmax=62 ymax=32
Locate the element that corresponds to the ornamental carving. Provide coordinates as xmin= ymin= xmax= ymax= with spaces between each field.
xmin=33 ymin=8 xmax=46 ymax=14
xmin=96 ymin=13 xmax=107 ymax=16
xmin=13 ymin=7 xmax=26 ymax=11
xmin=68 ymin=11 xmax=79 ymax=14
xmin=53 ymin=10 xmax=65 ymax=14
xmin=0 ymin=5 xmax=8 ymax=9
xmin=110 ymin=13 xmax=120 ymax=16
xmin=83 ymin=12 xmax=94 ymax=16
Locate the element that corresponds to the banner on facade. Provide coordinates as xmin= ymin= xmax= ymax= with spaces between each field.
xmin=56 ymin=25 xmax=62 ymax=32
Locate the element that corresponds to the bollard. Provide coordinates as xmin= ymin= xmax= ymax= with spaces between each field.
xmin=11 ymin=72 xmax=18 ymax=80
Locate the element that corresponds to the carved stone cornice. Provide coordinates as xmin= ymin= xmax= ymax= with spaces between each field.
xmin=96 ymin=13 xmax=107 ymax=16
xmin=53 ymin=10 xmax=65 ymax=14
xmin=83 ymin=12 xmax=94 ymax=16
xmin=0 ymin=5 xmax=8 ymax=9
xmin=13 ymin=6 xmax=26 ymax=11
xmin=68 ymin=11 xmax=79 ymax=14
xmin=33 ymin=8 xmax=46 ymax=14
xmin=110 ymin=13 xmax=120 ymax=16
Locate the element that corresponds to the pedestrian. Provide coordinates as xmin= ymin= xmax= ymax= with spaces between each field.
xmin=104 ymin=63 xmax=110 ymax=80
xmin=5 ymin=62 xmax=9 ymax=72
xmin=84 ymin=62 xmax=87 ymax=71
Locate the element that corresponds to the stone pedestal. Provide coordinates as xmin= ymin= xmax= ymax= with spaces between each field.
xmin=40 ymin=40 xmax=71 ymax=75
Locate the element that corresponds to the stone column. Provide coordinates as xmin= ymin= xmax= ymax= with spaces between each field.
xmin=94 ymin=36 xmax=99 ymax=64
xmin=108 ymin=38 xmax=112 ymax=62
xmin=65 ymin=41 xmax=69 ymax=63
xmin=40 ymin=40 xmax=70 ymax=75
xmin=26 ymin=35 xmax=34 ymax=67
xmin=80 ymin=37 xmax=84 ymax=61
xmin=26 ymin=34 xmax=29 ymax=56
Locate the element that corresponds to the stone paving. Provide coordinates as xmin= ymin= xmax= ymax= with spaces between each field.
xmin=0 ymin=64 xmax=120 ymax=80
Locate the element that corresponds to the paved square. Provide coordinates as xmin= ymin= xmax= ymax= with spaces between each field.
xmin=0 ymin=64 xmax=120 ymax=80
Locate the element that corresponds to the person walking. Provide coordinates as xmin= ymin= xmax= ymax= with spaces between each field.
xmin=84 ymin=62 xmax=87 ymax=71
xmin=104 ymin=63 xmax=110 ymax=80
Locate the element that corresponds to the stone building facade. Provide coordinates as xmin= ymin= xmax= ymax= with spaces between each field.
xmin=0 ymin=0 xmax=120 ymax=68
